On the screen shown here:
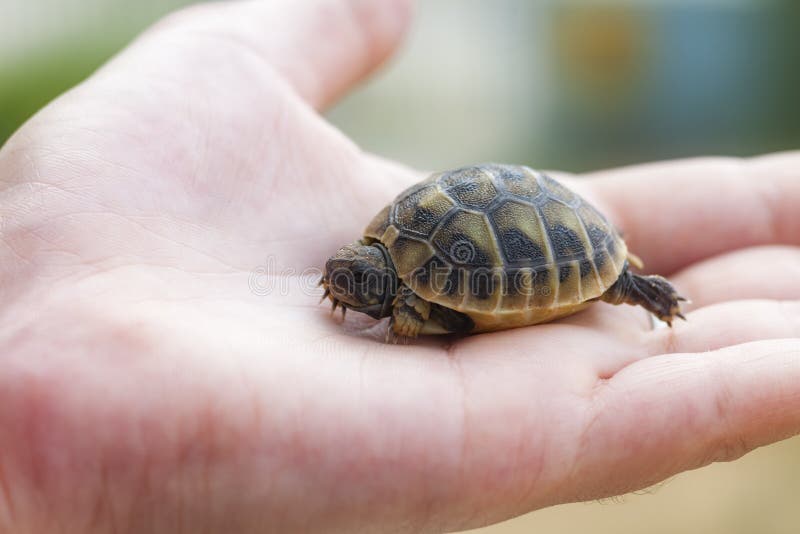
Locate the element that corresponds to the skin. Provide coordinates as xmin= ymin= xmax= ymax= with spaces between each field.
xmin=0 ymin=0 xmax=799 ymax=532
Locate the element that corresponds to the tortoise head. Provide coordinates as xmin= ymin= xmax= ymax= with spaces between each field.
xmin=321 ymin=241 xmax=397 ymax=319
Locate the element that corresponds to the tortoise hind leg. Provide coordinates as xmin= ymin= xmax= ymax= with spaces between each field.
xmin=601 ymin=266 xmax=687 ymax=326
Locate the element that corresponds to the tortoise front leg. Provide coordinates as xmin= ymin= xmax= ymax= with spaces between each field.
xmin=388 ymin=285 xmax=475 ymax=341
xmin=388 ymin=285 xmax=431 ymax=340
xmin=422 ymin=304 xmax=474 ymax=335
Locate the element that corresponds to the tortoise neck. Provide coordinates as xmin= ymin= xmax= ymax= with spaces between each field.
xmin=373 ymin=242 xmax=398 ymax=319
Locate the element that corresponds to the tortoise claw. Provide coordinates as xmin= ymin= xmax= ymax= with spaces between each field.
xmin=319 ymin=287 xmax=331 ymax=304
xmin=385 ymin=327 xmax=398 ymax=345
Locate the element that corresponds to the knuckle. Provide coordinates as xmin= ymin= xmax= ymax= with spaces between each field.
xmin=709 ymin=433 xmax=753 ymax=463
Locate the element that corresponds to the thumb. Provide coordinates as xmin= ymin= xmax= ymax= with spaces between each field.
xmin=133 ymin=0 xmax=414 ymax=110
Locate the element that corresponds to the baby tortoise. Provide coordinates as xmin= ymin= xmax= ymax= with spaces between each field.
xmin=322 ymin=164 xmax=685 ymax=340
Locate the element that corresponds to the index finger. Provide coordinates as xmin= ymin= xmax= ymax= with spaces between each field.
xmin=573 ymin=151 xmax=800 ymax=275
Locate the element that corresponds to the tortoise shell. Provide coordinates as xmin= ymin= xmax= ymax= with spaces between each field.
xmin=363 ymin=164 xmax=629 ymax=332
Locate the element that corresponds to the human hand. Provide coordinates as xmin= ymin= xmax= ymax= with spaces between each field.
xmin=0 ymin=1 xmax=799 ymax=532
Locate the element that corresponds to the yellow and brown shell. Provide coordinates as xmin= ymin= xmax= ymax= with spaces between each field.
xmin=364 ymin=164 xmax=630 ymax=332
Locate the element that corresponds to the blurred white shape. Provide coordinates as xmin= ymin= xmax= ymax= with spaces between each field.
xmin=328 ymin=0 xmax=554 ymax=171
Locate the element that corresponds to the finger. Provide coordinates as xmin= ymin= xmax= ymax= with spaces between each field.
xmin=557 ymin=294 xmax=800 ymax=381
xmin=133 ymin=0 xmax=413 ymax=110
xmin=647 ymin=299 xmax=800 ymax=356
xmin=362 ymin=153 xmax=423 ymax=196
xmin=672 ymin=245 xmax=800 ymax=310
xmin=599 ymin=299 xmax=800 ymax=376
xmin=570 ymin=338 xmax=800 ymax=502
xmin=480 ymin=242 xmax=800 ymax=379
xmin=572 ymin=152 xmax=800 ymax=275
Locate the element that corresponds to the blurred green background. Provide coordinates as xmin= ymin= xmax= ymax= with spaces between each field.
xmin=2 ymin=0 xmax=799 ymax=532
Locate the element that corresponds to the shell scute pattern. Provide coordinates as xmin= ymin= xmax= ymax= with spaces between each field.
xmin=440 ymin=167 xmax=498 ymax=209
xmin=432 ymin=210 xmax=500 ymax=267
xmin=365 ymin=164 xmax=628 ymax=314
xmin=540 ymin=202 xmax=587 ymax=262
xmin=388 ymin=236 xmax=435 ymax=279
xmin=539 ymin=173 xmax=580 ymax=207
xmin=393 ymin=185 xmax=455 ymax=238
xmin=490 ymin=200 xmax=549 ymax=266
xmin=488 ymin=164 xmax=544 ymax=200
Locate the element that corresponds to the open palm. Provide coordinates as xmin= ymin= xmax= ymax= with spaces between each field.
xmin=1 ymin=1 xmax=799 ymax=532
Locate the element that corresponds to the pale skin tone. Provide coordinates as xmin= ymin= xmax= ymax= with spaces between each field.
xmin=0 ymin=0 xmax=799 ymax=532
